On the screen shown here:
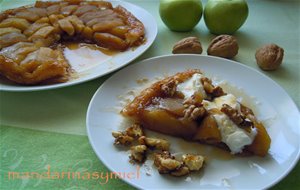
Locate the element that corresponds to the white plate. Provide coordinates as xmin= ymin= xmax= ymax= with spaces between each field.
xmin=0 ymin=0 xmax=157 ymax=91
xmin=87 ymin=55 xmax=300 ymax=189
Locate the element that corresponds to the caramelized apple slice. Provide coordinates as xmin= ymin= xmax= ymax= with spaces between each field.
xmin=24 ymin=22 xmax=50 ymax=36
xmin=27 ymin=7 xmax=48 ymax=17
xmin=47 ymin=5 xmax=61 ymax=15
xmin=109 ymin=26 xmax=129 ymax=39
xmin=0 ymin=32 xmax=27 ymax=49
xmin=86 ymin=14 xmax=119 ymax=27
xmin=0 ymin=42 xmax=37 ymax=63
xmin=0 ymin=17 xmax=30 ymax=31
xmin=141 ymin=109 xmax=198 ymax=138
xmin=245 ymin=120 xmax=271 ymax=157
xmin=193 ymin=114 xmax=222 ymax=144
xmin=67 ymin=15 xmax=85 ymax=34
xmin=73 ymin=5 xmax=98 ymax=16
xmin=15 ymin=11 xmax=40 ymax=22
xmin=94 ymin=32 xmax=128 ymax=50
xmin=28 ymin=26 xmax=55 ymax=40
xmin=61 ymin=5 xmax=79 ymax=16
xmin=35 ymin=17 xmax=50 ymax=24
xmin=0 ymin=27 xmax=21 ymax=36
xmin=58 ymin=18 xmax=75 ymax=36
xmin=79 ymin=9 xmax=114 ymax=23
xmin=81 ymin=26 xmax=94 ymax=41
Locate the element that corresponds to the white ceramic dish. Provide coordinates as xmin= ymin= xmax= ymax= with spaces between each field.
xmin=87 ymin=55 xmax=300 ymax=189
xmin=0 ymin=0 xmax=157 ymax=91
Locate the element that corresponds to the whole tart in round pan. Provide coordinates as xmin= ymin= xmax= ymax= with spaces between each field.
xmin=0 ymin=0 xmax=145 ymax=85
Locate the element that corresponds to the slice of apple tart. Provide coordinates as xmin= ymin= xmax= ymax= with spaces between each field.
xmin=121 ymin=70 xmax=271 ymax=157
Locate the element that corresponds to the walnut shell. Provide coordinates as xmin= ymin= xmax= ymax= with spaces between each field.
xmin=255 ymin=44 xmax=284 ymax=71
xmin=207 ymin=35 xmax=239 ymax=59
xmin=172 ymin=37 xmax=202 ymax=54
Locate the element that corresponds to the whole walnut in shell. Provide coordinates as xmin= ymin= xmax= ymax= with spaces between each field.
xmin=255 ymin=44 xmax=284 ymax=71
xmin=207 ymin=35 xmax=239 ymax=59
xmin=172 ymin=37 xmax=202 ymax=54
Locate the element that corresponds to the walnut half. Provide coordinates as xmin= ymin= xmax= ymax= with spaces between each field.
xmin=112 ymin=123 xmax=143 ymax=146
xmin=172 ymin=37 xmax=203 ymax=54
xmin=130 ymin=145 xmax=147 ymax=163
xmin=154 ymin=151 xmax=205 ymax=177
xmin=112 ymin=131 xmax=134 ymax=146
xmin=221 ymin=104 xmax=253 ymax=128
xmin=138 ymin=136 xmax=170 ymax=151
xmin=182 ymin=154 xmax=205 ymax=171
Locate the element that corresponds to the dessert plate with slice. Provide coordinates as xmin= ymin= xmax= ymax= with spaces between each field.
xmin=0 ymin=0 xmax=157 ymax=91
xmin=86 ymin=55 xmax=300 ymax=189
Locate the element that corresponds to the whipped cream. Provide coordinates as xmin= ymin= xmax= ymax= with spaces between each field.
xmin=176 ymin=73 xmax=207 ymax=99
xmin=203 ymin=94 xmax=257 ymax=154
xmin=213 ymin=114 xmax=257 ymax=154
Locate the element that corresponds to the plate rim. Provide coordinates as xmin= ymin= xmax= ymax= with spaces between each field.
xmin=86 ymin=54 xmax=300 ymax=189
xmin=0 ymin=0 xmax=158 ymax=92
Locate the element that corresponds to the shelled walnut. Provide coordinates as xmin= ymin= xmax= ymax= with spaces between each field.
xmin=182 ymin=154 xmax=205 ymax=171
xmin=183 ymin=105 xmax=206 ymax=121
xmin=255 ymin=44 xmax=284 ymax=71
xmin=112 ymin=123 xmax=143 ymax=145
xmin=125 ymin=123 xmax=144 ymax=138
xmin=130 ymin=145 xmax=147 ymax=163
xmin=112 ymin=131 xmax=134 ymax=146
xmin=201 ymin=77 xmax=226 ymax=98
xmin=221 ymin=104 xmax=253 ymax=128
xmin=138 ymin=136 xmax=170 ymax=151
xmin=207 ymin=35 xmax=239 ymax=59
xmin=154 ymin=151 xmax=205 ymax=177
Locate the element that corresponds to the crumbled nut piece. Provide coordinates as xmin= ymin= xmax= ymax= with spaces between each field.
xmin=182 ymin=154 xmax=205 ymax=171
xmin=154 ymin=151 xmax=205 ymax=177
xmin=255 ymin=43 xmax=284 ymax=71
xmin=112 ymin=131 xmax=134 ymax=146
xmin=130 ymin=145 xmax=147 ymax=163
xmin=125 ymin=123 xmax=143 ymax=138
xmin=154 ymin=151 xmax=182 ymax=174
xmin=183 ymin=92 xmax=204 ymax=107
xmin=172 ymin=37 xmax=203 ymax=54
xmin=207 ymin=35 xmax=239 ymax=59
xmin=139 ymin=136 xmax=170 ymax=150
xmin=160 ymin=158 xmax=182 ymax=170
xmin=212 ymin=86 xmax=225 ymax=97
xmin=221 ymin=104 xmax=253 ymax=128
xmin=183 ymin=105 xmax=206 ymax=121
xmin=161 ymin=80 xmax=177 ymax=97
xmin=201 ymin=77 xmax=225 ymax=98
xmin=170 ymin=166 xmax=190 ymax=177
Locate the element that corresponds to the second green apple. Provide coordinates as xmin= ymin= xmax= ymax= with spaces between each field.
xmin=204 ymin=0 xmax=249 ymax=34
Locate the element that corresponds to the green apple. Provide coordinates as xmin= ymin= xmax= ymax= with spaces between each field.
xmin=159 ymin=0 xmax=203 ymax=32
xmin=204 ymin=0 xmax=248 ymax=34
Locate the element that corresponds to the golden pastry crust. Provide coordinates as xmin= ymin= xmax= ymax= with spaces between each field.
xmin=0 ymin=0 xmax=145 ymax=85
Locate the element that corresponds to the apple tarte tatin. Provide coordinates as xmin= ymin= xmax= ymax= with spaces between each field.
xmin=0 ymin=0 xmax=145 ymax=85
